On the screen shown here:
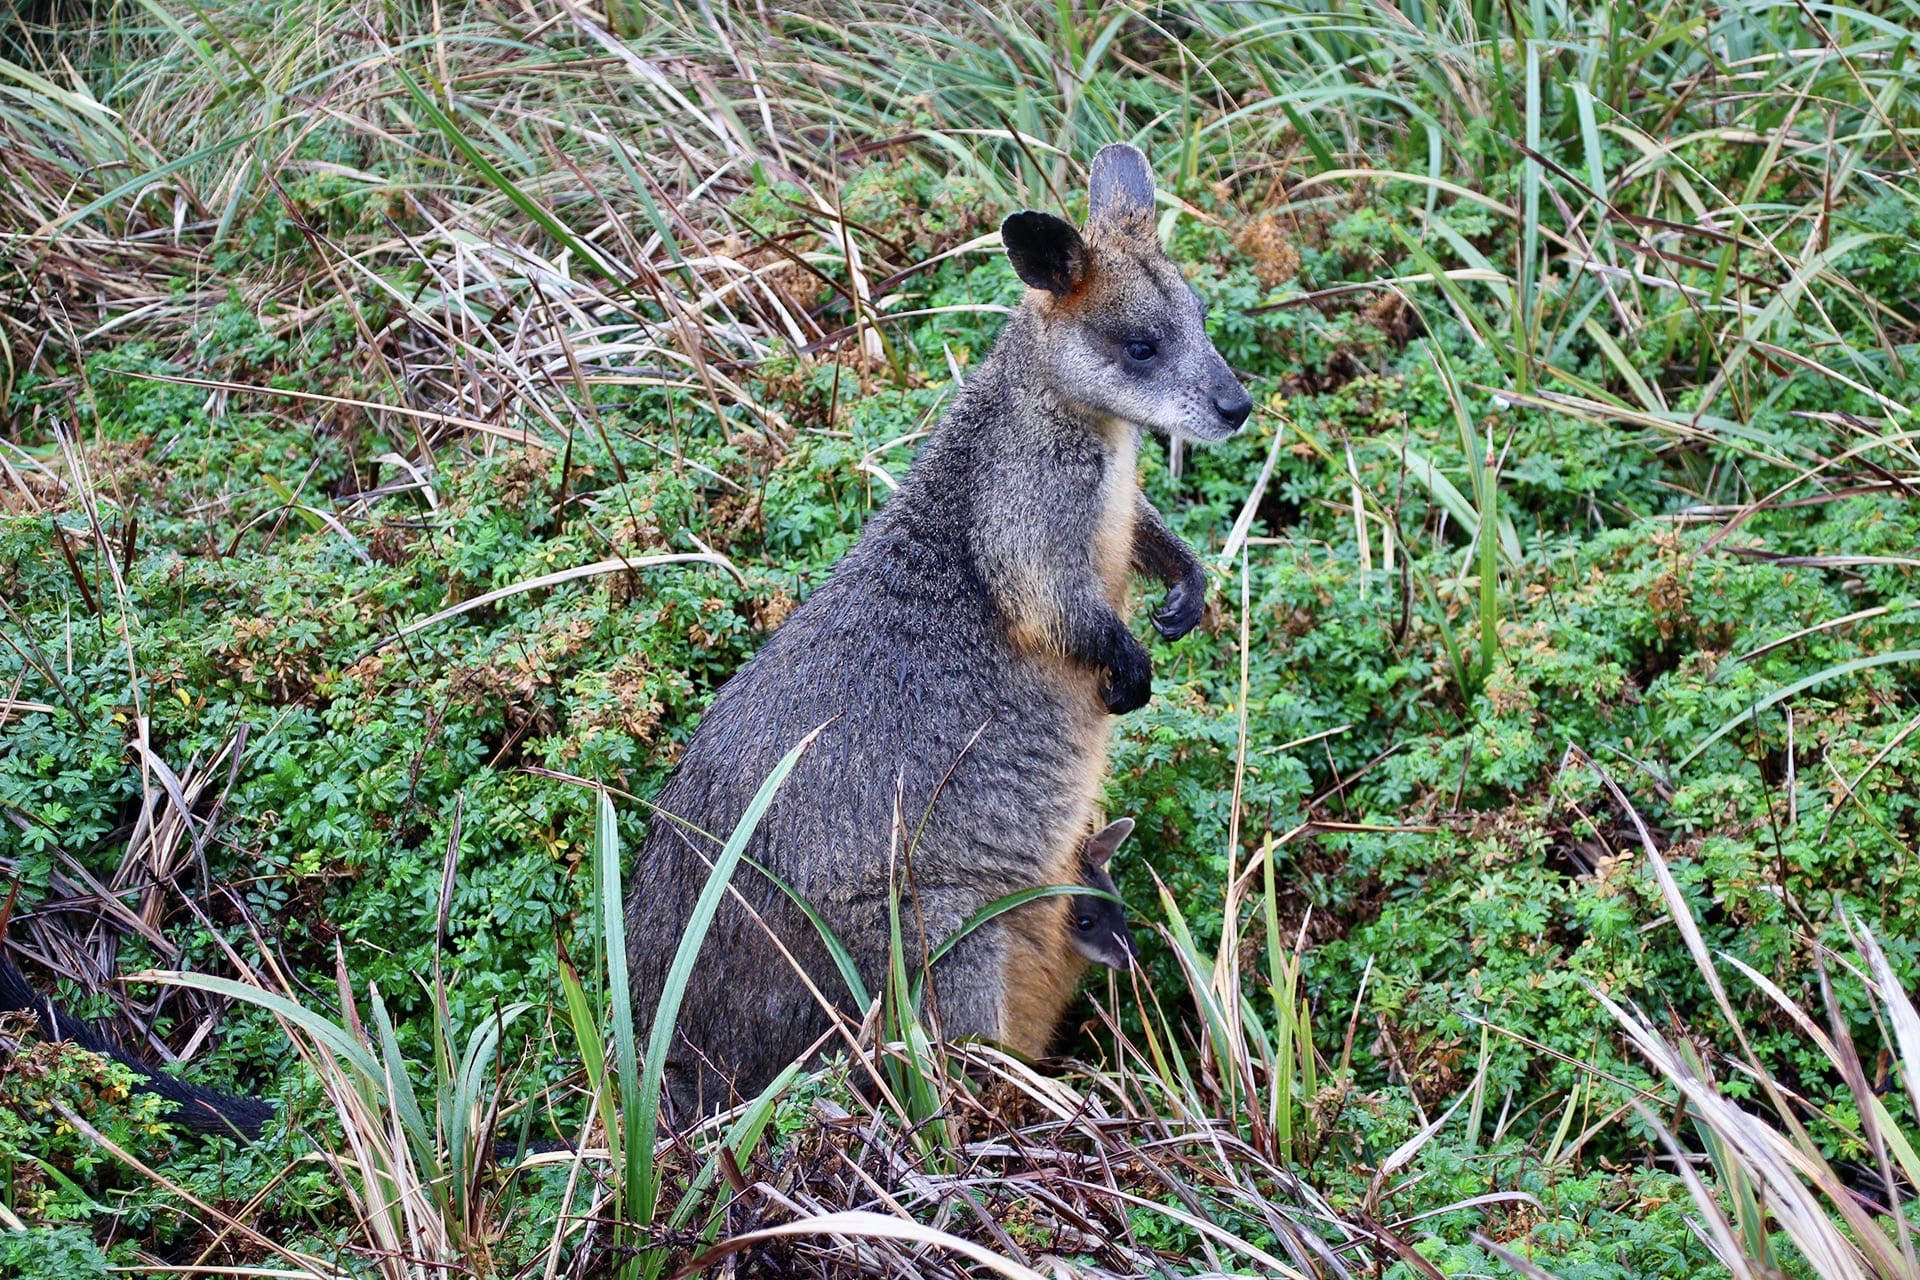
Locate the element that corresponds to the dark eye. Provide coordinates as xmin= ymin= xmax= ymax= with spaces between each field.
xmin=1076 ymin=915 xmax=1096 ymax=931
xmin=1123 ymin=339 xmax=1157 ymax=363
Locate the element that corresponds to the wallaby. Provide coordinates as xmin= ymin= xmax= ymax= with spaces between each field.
xmin=1067 ymin=818 xmax=1138 ymax=972
xmin=624 ymin=143 xmax=1250 ymax=1115
xmin=999 ymin=818 xmax=1139 ymax=1058
xmin=0 ymin=951 xmax=273 ymax=1141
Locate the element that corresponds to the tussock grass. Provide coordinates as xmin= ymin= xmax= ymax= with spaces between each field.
xmin=1565 ymin=765 xmax=1920 ymax=1280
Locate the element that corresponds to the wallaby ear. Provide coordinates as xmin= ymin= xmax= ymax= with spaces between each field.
xmin=1088 ymin=143 xmax=1156 ymax=229
xmin=1001 ymin=211 xmax=1088 ymax=296
xmin=1083 ymin=817 xmax=1135 ymax=869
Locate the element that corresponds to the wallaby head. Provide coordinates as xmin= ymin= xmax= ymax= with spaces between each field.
xmin=1000 ymin=144 xmax=1252 ymax=443
xmin=1069 ymin=817 xmax=1138 ymax=971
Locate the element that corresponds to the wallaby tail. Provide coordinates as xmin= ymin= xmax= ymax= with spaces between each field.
xmin=0 ymin=951 xmax=274 ymax=1143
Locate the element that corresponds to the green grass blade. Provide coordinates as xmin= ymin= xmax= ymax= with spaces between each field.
xmin=1428 ymin=340 xmax=1503 ymax=678
xmin=44 ymin=130 xmax=263 ymax=234
xmin=1678 ymin=650 xmax=1920 ymax=769
xmin=633 ymin=725 xmax=825 ymax=1231
xmin=1158 ymin=882 xmax=1238 ymax=1114
xmin=923 ymin=884 xmax=1104 ymax=970
xmin=1261 ymin=837 xmax=1292 ymax=1154
xmin=907 ymin=883 xmax=1108 ymax=1010
xmin=1393 ymin=226 xmax=1506 ymax=364
xmin=144 ymin=971 xmax=382 ymax=1086
xmin=671 ymin=1062 xmax=801 ymax=1237
xmin=1398 ymin=444 xmax=1491 ymax=553
xmin=393 ymin=62 xmax=620 ymax=281
xmin=1517 ymin=14 xmax=1542 ymax=391
xmin=1414 ymin=563 xmax=1476 ymax=703
xmin=556 ymin=947 xmax=608 ymax=1109
xmin=1278 ymin=98 xmax=1337 ymax=173
xmin=596 ymin=789 xmax=641 ymax=1245
xmin=883 ymin=874 xmax=943 ymax=1138
xmin=1582 ymin=318 xmax=1664 ymax=412
xmin=741 ymin=854 xmax=871 ymax=1010
xmin=370 ymin=987 xmax=445 ymax=1215
xmin=1572 ymin=80 xmax=1607 ymax=204
xmin=0 ymin=55 xmax=118 ymax=122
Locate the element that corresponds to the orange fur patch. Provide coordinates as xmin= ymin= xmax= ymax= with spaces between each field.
xmin=991 ymin=322 xmax=1145 ymax=1052
xmin=998 ymin=742 xmax=1107 ymax=1053
xmin=999 ymin=842 xmax=1091 ymax=1056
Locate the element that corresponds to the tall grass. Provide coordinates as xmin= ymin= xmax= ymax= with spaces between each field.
xmin=10 ymin=0 xmax=1913 ymax=586
xmin=1507 ymin=765 xmax=1920 ymax=1280
xmin=126 ymin=733 xmax=1405 ymax=1275
xmin=146 ymin=733 xmax=1091 ymax=1277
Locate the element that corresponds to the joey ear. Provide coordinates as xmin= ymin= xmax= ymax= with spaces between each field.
xmin=1088 ymin=143 xmax=1156 ymax=229
xmin=1001 ymin=211 xmax=1088 ymax=296
xmin=1083 ymin=817 xmax=1135 ymax=869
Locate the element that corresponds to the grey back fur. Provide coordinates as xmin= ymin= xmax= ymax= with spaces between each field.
xmin=623 ymin=143 xmax=1248 ymax=1116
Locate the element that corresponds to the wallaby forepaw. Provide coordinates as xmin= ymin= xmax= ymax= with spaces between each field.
xmin=1103 ymin=674 xmax=1151 ymax=715
xmin=1152 ymin=573 xmax=1206 ymax=640
xmin=1102 ymin=644 xmax=1153 ymax=714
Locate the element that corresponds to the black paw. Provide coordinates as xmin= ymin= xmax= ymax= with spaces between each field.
xmin=1101 ymin=631 xmax=1153 ymax=715
xmin=1153 ymin=568 xmax=1207 ymax=640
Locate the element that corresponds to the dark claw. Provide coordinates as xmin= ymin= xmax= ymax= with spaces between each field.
xmin=1153 ymin=570 xmax=1206 ymax=640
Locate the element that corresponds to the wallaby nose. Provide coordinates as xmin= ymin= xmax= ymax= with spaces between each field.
xmin=1214 ymin=386 xmax=1252 ymax=431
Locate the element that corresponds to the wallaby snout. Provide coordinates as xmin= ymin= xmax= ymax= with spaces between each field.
xmin=1001 ymin=143 xmax=1252 ymax=445
xmin=1210 ymin=364 xmax=1254 ymax=434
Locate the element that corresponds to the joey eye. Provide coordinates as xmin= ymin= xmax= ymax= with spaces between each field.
xmin=1123 ymin=339 xmax=1157 ymax=363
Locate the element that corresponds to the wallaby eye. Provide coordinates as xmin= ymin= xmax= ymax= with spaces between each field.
xmin=1076 ymin=915 xmax=1096 ymax=931
xmin=1123 ymin=339 xmax=1157 ymax=363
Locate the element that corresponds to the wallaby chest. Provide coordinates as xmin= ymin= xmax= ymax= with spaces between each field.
xmin=1091 ymin=426 xmax=1140 ymax=608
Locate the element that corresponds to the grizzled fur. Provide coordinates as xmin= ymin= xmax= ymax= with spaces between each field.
xmin=624 ymin=145 xmax=1249 ymax=1115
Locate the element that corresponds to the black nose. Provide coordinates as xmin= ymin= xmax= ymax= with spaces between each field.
xmin=1214 ymin=388 xmax=1252 ymax=430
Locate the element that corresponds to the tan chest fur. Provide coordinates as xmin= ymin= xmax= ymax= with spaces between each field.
xmin=1090 ymin=426 xmax=1140 ymax=609
xmin=999 ymin=425 xmax=1139 ymax=1053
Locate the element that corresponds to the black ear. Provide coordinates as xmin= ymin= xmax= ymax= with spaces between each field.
xmin=1088 ymin=143 xmax=1156 ymax=227
xmin=1001 ymin=211 xmax=1088 ymax=296
xmin=1083 ymin=817 xmax=1135 ymax=869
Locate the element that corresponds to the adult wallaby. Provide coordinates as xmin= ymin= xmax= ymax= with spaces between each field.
xmin=625 ymin=143 xmax=1249 ymax=1115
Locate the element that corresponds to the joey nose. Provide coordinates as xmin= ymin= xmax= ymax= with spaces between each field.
xmin=1214 ymin=387 xmax=1252 ymax=431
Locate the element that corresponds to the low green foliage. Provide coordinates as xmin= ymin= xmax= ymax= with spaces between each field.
xmin=0 ymin=1226 xmax=109 ymax=1280
xmin=0 ymin=1042 xmax=170 ymax=1227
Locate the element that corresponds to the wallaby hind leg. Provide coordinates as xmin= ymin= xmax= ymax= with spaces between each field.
xmin=918 ymin=922 xmax=1008 ymax=1046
